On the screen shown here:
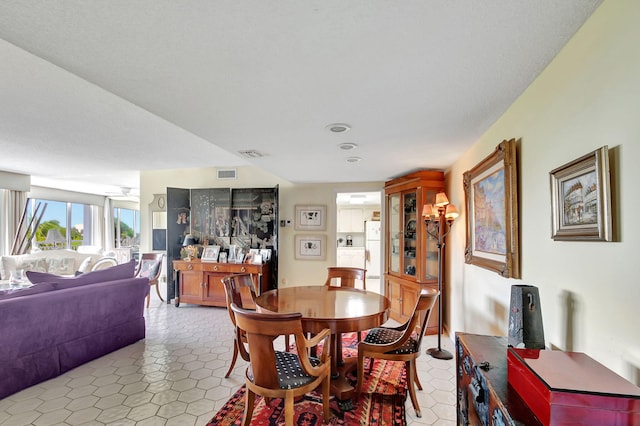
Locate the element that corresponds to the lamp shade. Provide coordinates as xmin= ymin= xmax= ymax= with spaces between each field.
xmin=44 ymin=228 xmax=65 ymax=244
xmin=434 ymin=192 xmax=450 ymax=207
xmin=422 ymin=204 xmax=434 ymax=218
xmin=445 ymin=204 xmax=459 ymax=219
xmin=182 ymin=234 xmax=197 ymax=246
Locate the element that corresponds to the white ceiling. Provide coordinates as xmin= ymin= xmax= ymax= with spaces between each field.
xmin=0 ymin=1 xmax=602 ymax=197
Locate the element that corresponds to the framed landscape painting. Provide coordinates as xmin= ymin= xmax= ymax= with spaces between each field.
xmin=463 ymin=139 xmax=520 ymax=278
xmin=549 ymin=146 xmax=612 ymax=241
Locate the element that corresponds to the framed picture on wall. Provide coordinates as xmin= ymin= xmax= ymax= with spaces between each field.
xmin=463 ymin=138 xmax=520 ymax=279
xmin=550 ymin=145 xmax=612 ymax=241
xmin=295 ymin=205 xmax=327 ymax=231
xmin=295 ymin=234 xmax=327 ymax=260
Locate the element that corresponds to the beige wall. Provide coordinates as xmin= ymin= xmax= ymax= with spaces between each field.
xmin=446 ymin=0 xmax=640 ymax=383
xmin=140 ymin=165 xmax=383 ymax=288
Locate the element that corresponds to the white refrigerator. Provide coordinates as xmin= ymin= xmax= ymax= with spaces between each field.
xmin=364 ymin=220 xmax=381 ymax=279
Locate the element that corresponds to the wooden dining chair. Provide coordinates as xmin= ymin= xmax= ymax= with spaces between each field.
xmin=324 ymin=266 xmax=367 ymax=290
xmin=230 ymin=302 xmax=332 ymax=426
xmin=355 ymin=286 xmax=439 ymax=418
xmin=135 ymin=253 xmax=164 ymax=308
xmin=324 ymin=266 xmax=367 ymax=343
xmin=221 ymin=273 xmax=289 ymax=378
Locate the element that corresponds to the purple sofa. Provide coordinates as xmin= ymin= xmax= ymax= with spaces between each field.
xmin=0 ymin=272 xmax=148 ymax=400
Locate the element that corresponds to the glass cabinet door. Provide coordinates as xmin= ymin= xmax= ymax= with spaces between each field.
xmin=422 ymin=189 xmax=439 ymax=281
xmin=388 ymin=193 xmax=400 ymax=274
xmin=402 ymin=191 xmax=417 ymax=277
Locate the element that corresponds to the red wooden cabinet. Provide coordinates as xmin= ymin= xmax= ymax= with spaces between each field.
xmin=508 ymin=348 xmax=640 ymax=425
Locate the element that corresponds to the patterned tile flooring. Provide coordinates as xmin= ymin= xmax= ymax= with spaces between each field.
xmin=0 ymin=300 xmax=457 ymax=425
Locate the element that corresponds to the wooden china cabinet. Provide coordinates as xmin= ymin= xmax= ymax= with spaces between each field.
xmin=384 ymin=170 xmax=444 ymax=334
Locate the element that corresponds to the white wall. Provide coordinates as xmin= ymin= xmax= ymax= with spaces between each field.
xmin=140 ymin=166 xmax=383 ymax=288
xmin=446 ymin=0 xmax=640 ymax=383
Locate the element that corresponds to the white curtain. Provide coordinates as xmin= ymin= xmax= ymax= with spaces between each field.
xmin=90 ymin=203 xmax=105 ymax=249
xmin=103 ymin=198 xmax=114 ymax=251
xmin=0 ymin=189 xmax=28 ymax=256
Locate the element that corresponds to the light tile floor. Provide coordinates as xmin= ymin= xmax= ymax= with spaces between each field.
xmin=0 ymin=301 xmax=457 ymax=425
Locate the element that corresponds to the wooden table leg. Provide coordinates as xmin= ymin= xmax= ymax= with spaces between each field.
xmin=329 ymin=333 xmax=357 ymax=410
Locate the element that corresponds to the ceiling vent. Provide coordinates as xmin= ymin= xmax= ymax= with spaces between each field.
xmin=217 ymin=168 xmax=237 ymax=180
xmin=237 ymin=150 xmax=266 ymax=159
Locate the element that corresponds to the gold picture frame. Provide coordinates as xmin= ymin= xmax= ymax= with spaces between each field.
xmin=550 ymin=146 xmax=612 ymax=241
xmin=463 ymin=138 xmax=520 ymax=278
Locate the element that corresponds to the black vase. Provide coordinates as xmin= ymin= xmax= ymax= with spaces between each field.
xmin=508 ymin=285 xmax=545 ymax=349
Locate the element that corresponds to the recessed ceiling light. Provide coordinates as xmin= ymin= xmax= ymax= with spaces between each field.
xmin=346 ymin=156 xmax=362 ymax=163
xmin=326 ymin=123 xmax=351 ymax=133
xmin=338 ymin=143 xmax=358 ymax=150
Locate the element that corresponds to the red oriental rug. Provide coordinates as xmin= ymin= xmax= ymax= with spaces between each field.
xmin=207 ymin=333 xmax=408 ymax=426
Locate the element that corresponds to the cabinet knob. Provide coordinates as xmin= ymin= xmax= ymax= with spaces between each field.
xmin=214 ymin=265 xmax=219 ymax=271
xmin=241 ymin=267 xmax=246 ymax=272
xmin=187 ymin=264 xmax=193 ymax=270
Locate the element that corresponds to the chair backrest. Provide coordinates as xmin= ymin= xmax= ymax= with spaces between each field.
xmin=324 ymin=267 xmax=367 ymax=290
xmin=408 ymin=287 xmax=439 ymax=352
xmin=135 ymin=253 xmax=164 ymax=280
xmin=231 ymin=303 xmax=306 ymax=389
xmin=221 ymin=273 xmax=258 ymax=325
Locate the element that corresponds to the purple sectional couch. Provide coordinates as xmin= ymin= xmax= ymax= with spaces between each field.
xmin=0 ymin=261 xmax=148 ymax=400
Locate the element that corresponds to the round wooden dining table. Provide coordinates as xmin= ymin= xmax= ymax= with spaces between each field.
xmin=255 ymin=285 xmax=390 ymax=407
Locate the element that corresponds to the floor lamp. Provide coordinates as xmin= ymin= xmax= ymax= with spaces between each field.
xmin=422 ymin=192 xmax=458 ymax=360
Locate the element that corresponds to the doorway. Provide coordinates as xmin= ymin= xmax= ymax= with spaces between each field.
xmin=335 ymin=191 xmax=383 ymax=294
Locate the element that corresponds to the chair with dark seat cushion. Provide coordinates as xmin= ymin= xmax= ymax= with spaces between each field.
xmin=355 ymin=286 xmax=439 ymax=418
xmin=230 ymin=302 xmax=332 ymax=426
xmin=221 ymin=273 xmax=290 ymax=378
xmin=135 ymin=253 xmax=164 ymax=308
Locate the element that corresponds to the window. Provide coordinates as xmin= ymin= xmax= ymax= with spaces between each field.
xmin=114 ymin=207 xmax=140 ymax=252
xmin=30 ymin=199 xmax=93 ymax=250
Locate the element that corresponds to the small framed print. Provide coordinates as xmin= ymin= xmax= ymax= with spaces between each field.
xmin=201 ymin=245 xmax=220 ymax=262
xmin=295 ymin=205 xmax=327 ymax=231
xmin=218 ymin=252 xmax=228 ymax=263
xmin=550 ymin=145 xmax=612 ymax=241
xmin=252 ymin=253 xmax=263 ymax=264
xmin=295 ymin=234 xmax=327 ymax=261
xmin=235 ymin=253 xmax=245 ymax=264
xmin=244 ymin=253 xmax=254 ymax=264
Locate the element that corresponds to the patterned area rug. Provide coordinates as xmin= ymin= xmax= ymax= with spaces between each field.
xmin=207 ymin=333 xmax=408 ymax=425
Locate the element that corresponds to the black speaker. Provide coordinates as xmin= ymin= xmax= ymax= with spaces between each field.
xmin=508 ymin=285 xmax=545 ymax=349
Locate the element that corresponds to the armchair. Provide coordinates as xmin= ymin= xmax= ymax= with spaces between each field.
xmin=230 ymin=303 xmax=332 ymax=426
xmin=135 ymin=253 xmax=164 ymax=308
xmin=355 ymin=286 xmax=439 ymax=418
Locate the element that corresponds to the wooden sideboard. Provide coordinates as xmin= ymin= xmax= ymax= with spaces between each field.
xmin=172 ymin=260 xmax=270 ymax=308
xmin=456 ymin=333 xmax=540 ymax=425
